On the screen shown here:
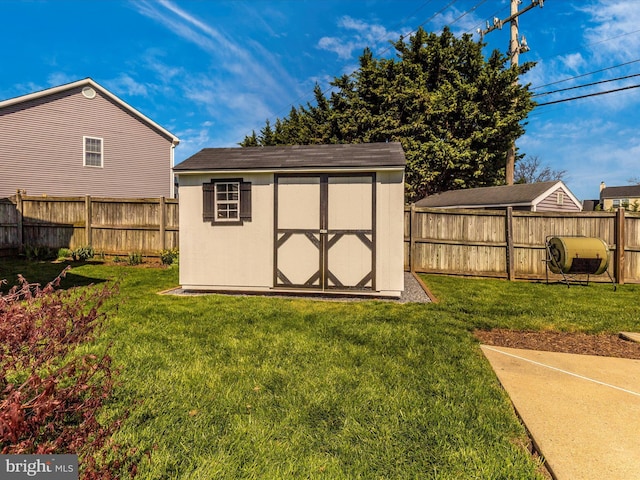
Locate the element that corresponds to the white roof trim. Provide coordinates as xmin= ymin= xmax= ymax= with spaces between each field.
xmin=0 ymin=78 xmax=179 ymax=145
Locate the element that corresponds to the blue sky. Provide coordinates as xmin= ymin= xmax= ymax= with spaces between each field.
xmin=3 ymin=0 xmax=640 ymax=201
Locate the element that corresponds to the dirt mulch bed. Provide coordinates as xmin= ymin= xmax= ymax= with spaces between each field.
xmin=474 ymin=329 xmax=640 ymax=360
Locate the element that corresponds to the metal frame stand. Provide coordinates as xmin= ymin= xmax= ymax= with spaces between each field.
xmin=544 ymin=236 xmax=616 ymax=291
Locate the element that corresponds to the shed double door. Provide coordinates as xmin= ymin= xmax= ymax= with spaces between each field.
xmin=274 ymin=173 xmax=376 ymax=292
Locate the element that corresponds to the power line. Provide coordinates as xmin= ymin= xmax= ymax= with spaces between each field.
xmin=536 ymin=83 xmax=640 ymax=106
xmin=447 ymin=0 xmax=489 ymax=27
xmin=533 ymin=72 xmax=640 ymax=97
xmin=581 ymin=27 xmax=640 ymax=52
xmin=531 ymin=58 xmax=640 ymax=90
xmin=412 ymin=0 xmax=463 ymax=34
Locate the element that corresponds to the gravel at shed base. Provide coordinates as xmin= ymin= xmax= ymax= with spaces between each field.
xmin=160 ymin=272 xmax=432 ymax=303
xmin=398 ymin=272 xmax=432 ymax=303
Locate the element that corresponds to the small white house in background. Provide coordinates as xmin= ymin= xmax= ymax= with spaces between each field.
xmin=173 ymin=142 xmax=406 ymax=297
xmin=415 ymin=181 xmax=582 ymax=212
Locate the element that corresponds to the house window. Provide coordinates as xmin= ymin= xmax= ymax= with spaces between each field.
xmin=203 ymin=179 xmax=252 ymax=224
xmin=83 ymin=136 xmax=103 ymax=167
xmin=556 ymin=192 xmax=564 ymax=205
xmin=613 ymin=198 xmax=629 ymax=209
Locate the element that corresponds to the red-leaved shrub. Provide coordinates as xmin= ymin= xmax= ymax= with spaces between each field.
xmin=0 ymin=268 xmax=136 ymax=478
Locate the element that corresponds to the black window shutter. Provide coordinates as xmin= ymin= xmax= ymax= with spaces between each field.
xmin=240 ymin=181 xmax=252 ymax=221
xmin=203 ymin=182 xmax=215 ymax=221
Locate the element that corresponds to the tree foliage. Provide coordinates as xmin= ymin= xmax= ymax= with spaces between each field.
xmin=241 ymin=27 xmax=535 ymax=202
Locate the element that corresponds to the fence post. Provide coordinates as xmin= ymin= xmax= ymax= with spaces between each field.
xmin=615 ymin=207 xmax=625 ymax=285
xmin=15 ymin=190 xmax=23 ymax=251
xmin=410 ymin=204 xmax=416 ymax=273
xmin=160 ymin=196 xmax=166 ymax=252
xmin=85 ymin=195 xmax=92 ymax=247
xmin=505 ymin=207 xmax=515 ymax=281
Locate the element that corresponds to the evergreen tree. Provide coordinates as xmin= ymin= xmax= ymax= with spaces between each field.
xmin=241 ymin=27 xmax=535 ymax=202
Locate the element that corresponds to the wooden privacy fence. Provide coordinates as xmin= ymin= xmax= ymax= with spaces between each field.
xmin=0 ymin=193 xmax=178 ymax=257
xmin=405 ymin=206 xmax=640 ymax=284
xmin=4 ymin=194 xmax=640 ymax=284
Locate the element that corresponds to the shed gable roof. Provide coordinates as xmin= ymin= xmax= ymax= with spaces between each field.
xmin=0 ymin=78 xmax=179 ymax=145
xmin=173 ymin=142 xmax=406 ymax=173
xmin=415 ymin=181 xmax=579 ymax=208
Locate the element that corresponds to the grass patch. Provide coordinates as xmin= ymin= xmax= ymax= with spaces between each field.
xmin=423 ymin=274 xmax=640 ymax=334
xmin=8 ymin=260 xmax=634 ymax=478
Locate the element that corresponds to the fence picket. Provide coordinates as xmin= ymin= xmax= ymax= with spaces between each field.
xmin=0 ymin=194 xmax=178 ymax=257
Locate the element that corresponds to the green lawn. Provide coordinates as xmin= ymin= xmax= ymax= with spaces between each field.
xmin=3 ymin=259 xmax=638 ymax=479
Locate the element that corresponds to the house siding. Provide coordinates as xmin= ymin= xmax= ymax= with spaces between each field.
xmin=0 ymin=86 xmax=174 ymax=198
xmin=536 ymin=187 xmax=581 ymax=212
xmin=602 ymin=197 xmax=640 ymax=211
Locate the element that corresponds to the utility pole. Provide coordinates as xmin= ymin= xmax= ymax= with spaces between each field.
xmin=479 ymin=0 xmax=544 ymax=185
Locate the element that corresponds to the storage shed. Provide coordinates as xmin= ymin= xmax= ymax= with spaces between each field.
xmin=173 ymin=142 xmax=406 ymax=297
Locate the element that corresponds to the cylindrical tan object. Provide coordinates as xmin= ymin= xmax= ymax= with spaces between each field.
xmin=548 ymin=237 xmax=610 ymax=275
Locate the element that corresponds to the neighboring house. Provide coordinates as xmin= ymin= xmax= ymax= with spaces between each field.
xmin=0 ymin=78 xmax=179 ymax=199
xmin=174 ymin=142 xmax=406 ymax=297
xmin=599 ymin=182 xmax=640 ymax=211
xmin=414 ymin=181 xmax=582 ymax=212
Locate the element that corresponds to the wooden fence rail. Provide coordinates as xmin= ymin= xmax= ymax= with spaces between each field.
xmin=404 ymin=206 xmax=640 ymax=285
xmin=0 ymin=193 xmax=178 ymax=257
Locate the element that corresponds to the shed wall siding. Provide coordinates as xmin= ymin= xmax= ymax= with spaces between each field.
xmin=536 ymin=187 xmax=581 ymax=212
xmin=179 ymin=173 xmax=274 ymax=290
xmin=375 ymin=170 xmax=405 ymax=294
xmin=178 ymin=169 xmax=405 ymax=296
xmin=0 ymin=87 xmax=173 ymax=198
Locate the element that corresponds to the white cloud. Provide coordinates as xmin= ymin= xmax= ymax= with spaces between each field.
xmin=580 ymin=0 xmax=640 ymax=62
xmin=557 ymin=53 xmax=586 ymax=73
xmin=142 ymin=50 xmax=184 ymax=82
xmin=317 ymin=36 xmax=358 ymax=60
xmin=107 ymin=74 xmax=149 ymax=97
xmin=317 ymin=15 xmax=401 ymax=59
xmin=132 ymin=0 xmax=302 ymax=120
xmin=47 ymin=72 xmax=78 ymax=87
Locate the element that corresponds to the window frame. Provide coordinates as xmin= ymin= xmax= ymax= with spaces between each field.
xmin=83 ymin=136 xmax=104 ymax=168
xmin=612 ymin=198 xmax=629 ymax=209
xmin=203 ymin=178 xmax=252 ymax=226
xmin=214 ymin=181 xmax=241 ymax=222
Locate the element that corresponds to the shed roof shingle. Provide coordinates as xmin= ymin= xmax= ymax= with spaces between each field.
xmin=415 ymin=181 xmax=564 ymax=208
xmin=173 ymin=142 xmax=406 ymax=172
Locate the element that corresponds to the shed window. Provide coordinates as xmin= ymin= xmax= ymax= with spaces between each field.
xmin=83 ymin=136 xmax=103 ymax=167
xmin=216 ymin=182 xmax=239 ymax=220
xmin=203 ymin=179 xmax=251 ymax=224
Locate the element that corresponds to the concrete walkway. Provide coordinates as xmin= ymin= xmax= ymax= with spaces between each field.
xmin=481 ymin=345 xmax=640 ymax=480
